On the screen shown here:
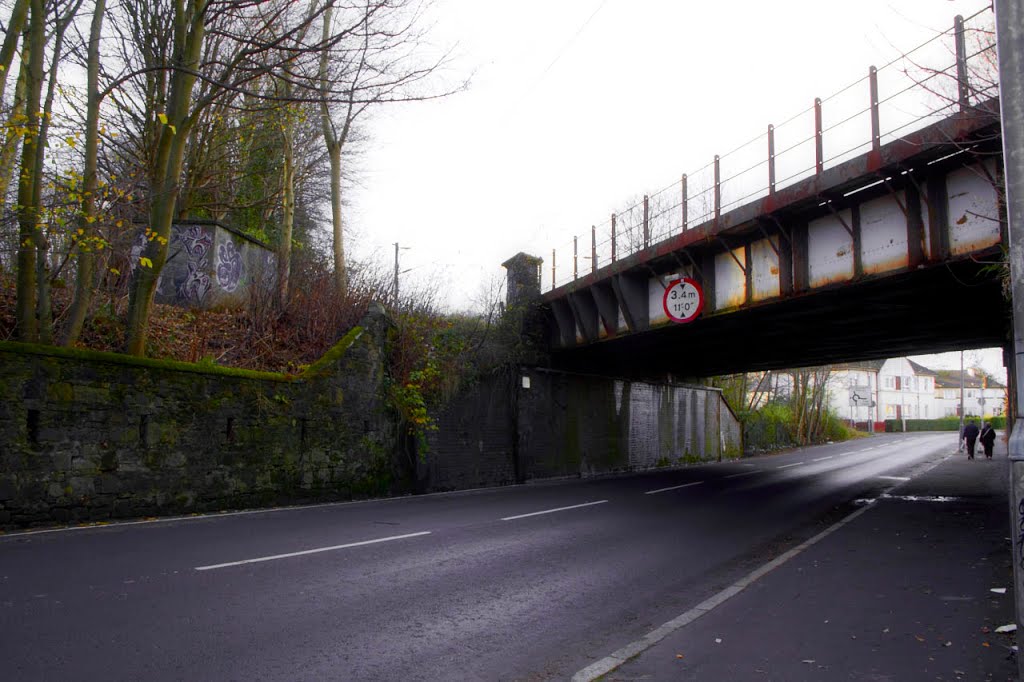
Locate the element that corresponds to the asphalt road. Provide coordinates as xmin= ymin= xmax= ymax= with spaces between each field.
xmin=0 ymin=432 xmax=957 ymax=681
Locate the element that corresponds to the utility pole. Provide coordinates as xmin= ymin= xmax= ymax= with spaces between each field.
xmin=393 ymin=242 xmax=399 ymax=308
xmin=959 ymin=350 xmax=965 ymax=452
xmin=995 ymin=0 xmax=1024 ymax=674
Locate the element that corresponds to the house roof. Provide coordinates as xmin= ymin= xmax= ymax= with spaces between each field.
xmin=933 ymin=369 xmax=1006 ymax=389
xmin=833 ymin=360 xmax=885 ymax=372
xmin=907 ymin=359 xmax=938 ymax=376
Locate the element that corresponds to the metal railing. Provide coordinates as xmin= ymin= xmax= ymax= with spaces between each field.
xmin=546 ymin=8 xmax=997 ymax=291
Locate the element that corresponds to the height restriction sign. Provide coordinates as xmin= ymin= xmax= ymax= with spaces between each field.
xmin=662 ymin=277 xmax=704 ymax=324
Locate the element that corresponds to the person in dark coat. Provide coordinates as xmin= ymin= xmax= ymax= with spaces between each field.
xmin=980 ymin=422 xmax=997 ymax=459
xmin=962 ymin=420 xmax=980 ymax=459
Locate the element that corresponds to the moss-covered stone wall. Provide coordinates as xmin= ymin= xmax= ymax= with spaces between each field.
xmin=0 ymin=305 xmax=398 ymax=528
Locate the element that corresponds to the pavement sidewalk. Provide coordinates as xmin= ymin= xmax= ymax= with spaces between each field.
xmin=596 ymin=439 xmax=1018 ymax=681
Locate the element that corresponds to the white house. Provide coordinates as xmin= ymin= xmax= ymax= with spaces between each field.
xmin=933 ymin=368 xmax=1006 ymax=418
xmin=829 ymin=358 xmax=937 ymax=424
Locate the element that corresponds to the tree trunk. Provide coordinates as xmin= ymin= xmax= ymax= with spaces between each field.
xmin=125 ymin=0 xmax=206 ymax=356
xmin=328 ymin=141 xmax=346 ymax=294
xmin=61 ymin=0 xmax=105 ymax=346
xmin=0 ymin=0 xmax=28 ymax=108
xmin=14 ymin=0 xmax=45 ymax=342
xmin=0 ymin=65 xmax=27 ymax=211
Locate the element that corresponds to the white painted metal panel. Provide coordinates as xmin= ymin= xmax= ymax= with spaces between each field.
xmin=649 ymin=272 xmax=683 ymax=326
xmin=947 ymin=161 xmax=1001 ymax=256
xmin=714 ymin=248 xmax=746 ymax=310
xmin=808 ymin=209 xmax=854 ymax=287
xmin=860 ymin=193 xmax=908 ymax=274
xmin=750 ymin=237 xmax=780 ymax=301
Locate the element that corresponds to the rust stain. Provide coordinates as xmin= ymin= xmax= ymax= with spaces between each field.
xmin=769 ymin=265 xmax=779 ymax=275
xmin=810 ymin=270 xmax=854 ymax=288
xmin=720 ymin=289 xmax=746 ymax=310
xmin=863 ymin=255 xmax=909 ymax=275
xmin=835 ymin=247 xmax=849 ymax=258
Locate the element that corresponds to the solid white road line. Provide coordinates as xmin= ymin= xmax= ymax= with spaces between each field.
xmin=571 ymin=503 xmax=876 ymax=681
xmin=194 ymin=531 xmax=432 ymax=571
xmin=501 ymin=500 xmax=608 ymax=521
xmin=777 ymin=462 xmax=805 ymax=469
xmin=723 ymin=471 xmax=759 ymax=479
xmin=644 ymin=482 xmax=704 ymax=496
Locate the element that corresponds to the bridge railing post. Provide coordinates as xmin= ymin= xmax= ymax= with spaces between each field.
xmin=714 ymin=155 xmax=721 ymax=224
xmin=955 ymin=14 xmax=970 ymax=111
xmin=591 ymin=225 xmax=596 ymax=274
xmin=611 ymin=213 xmax=617 ymax=262
xmin=573 ymin=236 xmax=578 ymax=280
xmin=681 ymin=174 xmax=688 ymax=232
xmin=551 ymin=249 xmax=556 ymax=290
xmin=869 ymin=66 xmax=881 ymax=156
xmin=814 ymin=98 xmax=823 ymax=176
xmin=643 ymin=194 xmax=650 ymax=248
xmin=768 ymin=124 xmax=776 ymax=198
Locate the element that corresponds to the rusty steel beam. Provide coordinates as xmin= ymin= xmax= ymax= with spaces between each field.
xmin=541 ymin=100 xmax=1000 ymax=301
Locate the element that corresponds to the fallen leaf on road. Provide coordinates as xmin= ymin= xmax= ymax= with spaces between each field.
xmin=982 ymin=642 xmax=990 ymax=647
xmin=714 ymin=638 xmax=722 ymax=644
xmin=915 ymin=635 xmax=926 ymax=642
xmin=675 ymin=654 xmax=684 ymax=659
xmin=943 ymin=641 xmax=952 ymax=647
xmin=883 ymin=628 xmax=889 ymax=633
xmin=990 ymin=588 xmax=1007 ymax=595
xmin=981 ymin=626 xmax=991 ymax=634
xmin=995 ymin=624 xmax=1017 ymax=634
xmin=802 ymin=660 xmax=815 ymax=664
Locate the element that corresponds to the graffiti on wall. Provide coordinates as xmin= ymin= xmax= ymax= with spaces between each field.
xmin=216 ymin=240 xmax=243 ymax=293
xmin=174 ymin=226 xmax=213 ymax=306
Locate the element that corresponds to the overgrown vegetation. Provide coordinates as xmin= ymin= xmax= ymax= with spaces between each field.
xmin=712 ymin=366 xmax=862 ymax=453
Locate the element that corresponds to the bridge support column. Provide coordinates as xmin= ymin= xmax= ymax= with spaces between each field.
xmin=995 ymin=0 xmax=1024 ymax=674
xmin=502 ymin=252 xmax=543 ymax=308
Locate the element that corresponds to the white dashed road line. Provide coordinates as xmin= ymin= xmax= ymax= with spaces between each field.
xmin=812 ymin=456 xmax=833 ymax=462
xmin=878 ymin=475 xmax=910 ymax=481
xmin=723 ymin=471 xmax=759 ymax=479
xmin=644 ymin=482 xmax=704 ymax=495
xmin=501 ymin=500 xmax=608 ymax=522
xmin=777 ymin=462 xmax=805 ymax=469
xmin=194 ymin=531 xmax=433 ymax=571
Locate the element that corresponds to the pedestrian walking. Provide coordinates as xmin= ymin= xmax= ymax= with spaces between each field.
xmin=980 ymin=421 xmax=997 ymax=459
xmin=962 ymin=420 xmax=980 ymax=460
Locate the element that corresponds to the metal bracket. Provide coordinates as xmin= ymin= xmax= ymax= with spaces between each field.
xmin=676 ymin=248 xmax=705 ymax=281
xmin=880 ymin=175 xmax=909 ymax=217
xmin=717 ymin=236 xmax=747 ymax=274
xmin=821 ymin=196 xmax=855 ymax=239
xmin=756 ymin=220 xmax=782 ymax=258
xmin=769 ymin=215 xmax=793 ymax=244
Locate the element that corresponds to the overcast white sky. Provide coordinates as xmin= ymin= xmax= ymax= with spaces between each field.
xmin=345 ymin=0 xmax=1004 ymax=379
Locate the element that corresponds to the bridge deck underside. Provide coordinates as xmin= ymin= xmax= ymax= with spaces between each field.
xmin=550 ymin=256 xmax=1005 ymax=379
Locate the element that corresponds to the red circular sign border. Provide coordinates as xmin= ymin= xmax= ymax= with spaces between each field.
xmin=662 ymin=277 xmax=705 ymax=324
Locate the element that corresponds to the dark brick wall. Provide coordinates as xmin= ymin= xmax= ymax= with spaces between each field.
xmin=421 ymin=368 xmax=742 ymax=492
